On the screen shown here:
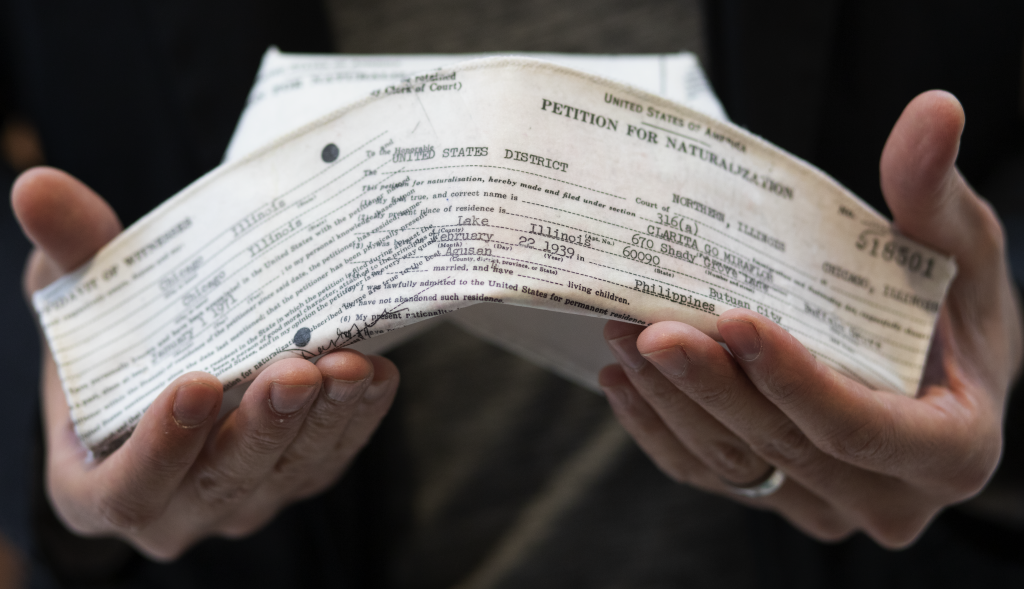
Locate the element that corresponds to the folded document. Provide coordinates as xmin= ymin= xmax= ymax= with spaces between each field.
xmin=34 ymin=52 xmax=955 ymax=454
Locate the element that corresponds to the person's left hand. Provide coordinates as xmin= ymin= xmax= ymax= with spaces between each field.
xmin=599 ymin=90 xmax=1024 ymax=548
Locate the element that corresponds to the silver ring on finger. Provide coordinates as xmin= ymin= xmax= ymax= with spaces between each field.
xmin=724 ymin=467 xmax=786 ymax=499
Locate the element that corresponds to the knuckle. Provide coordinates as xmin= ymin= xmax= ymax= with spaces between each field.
xmin=952 ymin=416 xmax=1002 ymax=497
xmin=751 ymin=420 xmax=817 ymax=469
xmin=922 ymin=398 xmax=1000 ymax=499
xmin=46 ymin=481 xmax=98 ymax=536
xmin=761 ymin=367 xmax=815 ymax=407
xmin=706 ymin=441 xmax=764 ymax=483
xmin=655 ymin=454 xmax=700 ymax=487
xmin=135 ymin=445 xmax=195 ymax=481
xmin=245 ymin=427 xmax=290 ymax=456
xmin=955 ymin=459 xmax=997 ymax=497
xmin=820 ymin=418 xmax=895 ymax=464
xmin=625 ymin=405 xmax=671 ymax=441
xmin=685 ymin=379 xmax=740 ymax=412
xmin=303 ymin=402 xmax=347 ymax=432
xmin=271 ymin=448 xmax=351 ymax=497
xmin=218 ymin=511 xmax=276 ymax=540
xmin=135 ymin=537 xmax=192 ymax=563
xmin=271 ymin=453 xmax=317 ymax=484
xmin=859 ymin=507 xmax=931 ymax=549
xmin=293 ymin=470 xmax=345 ymax=500
xmin=97 ymin=494 xmax=162 ymax=532
xmin=662 ymin=468 xmax=693 ymax=487
xmin=973 ymin=198 xmax=1006 ymax=259
xmin=801 ymin=510 xmax=854 ymax=543
xmin=638 ymin=370 xmax=688 ymax=409
xmin=193 ymin=467 xmax=259 ymax=507
xmin=219 ymin=520 xmax=262 ymax=540
xmin=942 ymin=452 xmax=997 ymax=499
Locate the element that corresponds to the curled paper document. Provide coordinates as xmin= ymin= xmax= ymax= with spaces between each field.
xmin=224 ymin=49 xmax=728 ymax=390
xmin=35 ymin=55 xmax=955 ymax=455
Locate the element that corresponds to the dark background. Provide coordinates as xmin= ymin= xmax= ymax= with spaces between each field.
xmin=1 ymin=0 xmax=1022 ymax=587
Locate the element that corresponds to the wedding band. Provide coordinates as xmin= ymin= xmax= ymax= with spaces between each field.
xmin=724 ymin=467 xmax=786 ymax=498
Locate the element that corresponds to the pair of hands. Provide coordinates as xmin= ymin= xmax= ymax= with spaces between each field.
xmin=599 ymin=91 xmax=1023 ymax=547
xmin=15 ymin=90 xmax=1021 ymax=559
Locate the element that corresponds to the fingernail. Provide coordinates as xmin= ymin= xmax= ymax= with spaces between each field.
xmin=643 ymin=345 xmax=690 ymax=378
xmin=608 ymin=334 xmax=647 ymax=371
xmin=362 ymin=379 xmax=391 ymax=404
xmin=325 ymin=377 xmax=366 ymax=403
xmin=719 ymin=320 xmax=762 ymax=361
xmin=172 ymin=383 xmax=217 ymax=428
xmin=269 ymin=383 xmax=318 ymax=415
xmin=603 ymin=385 xmax=634 ymax=411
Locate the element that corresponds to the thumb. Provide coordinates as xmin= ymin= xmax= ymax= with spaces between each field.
xmin=882 ymin=92 xmax=1022 ymax=391
xmin=11 ymin=167 xmax=122 ymax=291
xmin=880 ymin=90 xmax=1004 ymax=279
xmin=12 ymin=166 xmax=122 ymax=272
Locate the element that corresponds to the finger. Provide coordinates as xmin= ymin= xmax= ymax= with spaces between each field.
xmin=604 ymin=321 xmax=773 ymax=486
xmin=188 ymin=358 xmax=321 ymax=513
xmin=322 ymin=355 xmax=399 ymax=473
xmin=16 ymin=167 xmax=125 ymax=478
xmin=600 ymin=363 xmax=856 ymax=542
xmin=880 ymin=90 xmax=1020 ymax=389
xmin=639 ymin=317 xmax=940 ymax=545
xmin=219 ymin=355 xmax=399 ymax=536
xmin=264 ymin=348 xmax=375 ymax=495
xmin=75 ymin=375 xmax=222 ymax=535
xmin=11 ymin=167 xmax=122 ymax=274
xmin=40 ymin=348 xmax=96 ymax=531
xmin=880 ymin=91 xmax=1001 ymax=273
xmin=713 ymin=309 xmax=987 ymax=498
xmin=43 ymin=351 xmax=222 ymax=534
xmin=600 ymin=363 xmax=720 ymax=489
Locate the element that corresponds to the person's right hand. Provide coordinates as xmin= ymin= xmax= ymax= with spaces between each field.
xmin=597 ymin=91 xmax=1023 ymax=547
xmin=14 ymin=167 xmax=401 ymax=561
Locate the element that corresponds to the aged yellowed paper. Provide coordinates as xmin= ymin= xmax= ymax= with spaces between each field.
xmin=34 ymin=57 xmax=954 ymax=453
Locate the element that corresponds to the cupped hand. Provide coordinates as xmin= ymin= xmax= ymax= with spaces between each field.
xmin=600 ymin=90 xmax=1023 ymax=548
xmin=14 ymin=167 xmax=400 ymax=560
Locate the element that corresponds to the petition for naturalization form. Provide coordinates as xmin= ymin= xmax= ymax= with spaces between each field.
xmin=225 ymin=49 xmax=728 ymax=390
xmin=34 ymin=57 xmax=955 ymax=454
